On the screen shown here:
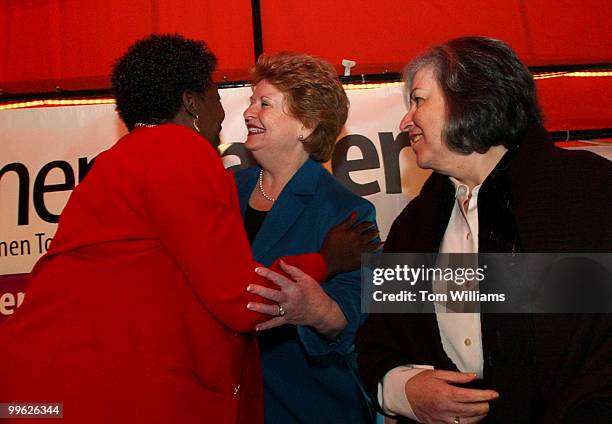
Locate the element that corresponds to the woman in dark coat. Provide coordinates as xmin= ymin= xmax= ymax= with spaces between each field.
xmin=357 ymin=36 xmax=612 ymax=424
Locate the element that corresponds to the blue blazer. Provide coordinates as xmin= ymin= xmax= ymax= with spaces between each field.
xmin=235 ymin=159 xmax=376 ymax=424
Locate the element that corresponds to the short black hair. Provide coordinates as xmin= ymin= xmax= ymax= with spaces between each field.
xmin=111 ymin=33 xmax=217 ymax=131
xmin=404 ymin=36 xmax=543 ymax=153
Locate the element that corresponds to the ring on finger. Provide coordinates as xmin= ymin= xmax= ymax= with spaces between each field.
xmin=453 ymin=417 xmax=460 ymax=424
xmin=278 ymin=305 xmax=286 ymax=317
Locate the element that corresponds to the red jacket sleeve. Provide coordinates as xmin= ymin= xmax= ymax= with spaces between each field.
xmin=144 ymin=126 xmax=325 ymax=333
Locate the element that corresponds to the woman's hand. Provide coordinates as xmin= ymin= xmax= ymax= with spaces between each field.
xmin=405 ymin=370 xmax=499 ymax=424
xmin=320 ymin=212 xmax=380 ymax=277
xmin=247 ymin=261 xmax=348 ymax=338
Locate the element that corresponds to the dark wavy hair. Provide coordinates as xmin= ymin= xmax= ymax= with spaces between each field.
xmin=251 ymin=52 xmax=349 ymax=162
xmin=404 ymin=36 xmax=543 ymax=153
xmin=111 ymin=34 xmax=217 ymax=131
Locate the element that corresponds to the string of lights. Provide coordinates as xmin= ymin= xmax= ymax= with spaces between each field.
xmin=1 ymin=70 xmax=611 ymax=110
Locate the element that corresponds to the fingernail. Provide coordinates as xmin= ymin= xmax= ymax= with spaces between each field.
xmin=255 ymin=326 xmax=261 ymax=331
xmin=255 ymin=267 xmax=263 ymax=274
xmin=247 ymin=285 xmax=252 ymax=292
xmin=247 ymin=303 xmax=253 ymax=309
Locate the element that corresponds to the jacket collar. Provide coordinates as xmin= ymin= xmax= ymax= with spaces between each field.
xmin=248 ymin=158 xmax=322 ymax=261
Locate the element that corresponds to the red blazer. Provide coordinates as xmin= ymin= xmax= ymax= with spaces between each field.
xmin=0 ymin=125 xmax=325 ymax=424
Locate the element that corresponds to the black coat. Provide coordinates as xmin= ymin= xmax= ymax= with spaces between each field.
xmin=356 ymin=126 xmax=612 ymax=423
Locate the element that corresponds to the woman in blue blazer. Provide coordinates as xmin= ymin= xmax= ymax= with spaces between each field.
xmin=235 ymin=52 xmax=377 ymax=423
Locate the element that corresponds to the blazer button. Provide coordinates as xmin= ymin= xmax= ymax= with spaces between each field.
xmin=233 ymin=384 xmax=241 ymax=396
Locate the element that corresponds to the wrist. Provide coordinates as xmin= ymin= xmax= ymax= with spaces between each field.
xmin=310 ymin=296 xmax=346 ymax=340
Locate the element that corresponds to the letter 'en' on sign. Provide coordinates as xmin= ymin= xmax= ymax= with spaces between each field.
xmin=0 ymin=157 xmax=95 ymax=226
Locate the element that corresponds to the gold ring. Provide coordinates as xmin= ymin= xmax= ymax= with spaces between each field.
xmin=278 ymin=305 xmax=286 ymax=317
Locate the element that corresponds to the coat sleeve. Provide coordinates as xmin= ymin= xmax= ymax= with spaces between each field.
xmin=355 ymin=312 xmax=421 ymax=413
xmin=297 ymin=200 xmax=376 ymax=356
xmin=145 ymin=131 xmax=325 ymax=334
xmin=545 ymin=313 xmax=612 ymax=422
xmin=355 ymin=206 xmax=422 ymax=411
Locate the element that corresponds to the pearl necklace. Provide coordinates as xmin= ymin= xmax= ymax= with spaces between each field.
xmin=258 ymin=170 xmax=276 ymax=202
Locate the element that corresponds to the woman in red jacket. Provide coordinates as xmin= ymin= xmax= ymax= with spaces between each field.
xmin=0 ymin=34 xmax=376 ymax=424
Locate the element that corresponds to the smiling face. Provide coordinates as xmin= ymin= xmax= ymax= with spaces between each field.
xmin=399 ymin=66 xmax=457 ymax=174
xmin=243 ymin=80 xmax=310 ymax=161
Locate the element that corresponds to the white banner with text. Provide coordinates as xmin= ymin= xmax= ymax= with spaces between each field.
xmin=1 ymin=85 xmax=610 ymax=317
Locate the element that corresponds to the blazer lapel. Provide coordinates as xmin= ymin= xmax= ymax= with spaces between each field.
xmin=251 ymin=159 xmax=321 ymax=261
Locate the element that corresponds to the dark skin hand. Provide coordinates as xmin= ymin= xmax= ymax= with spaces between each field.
xmin=320 ymin=212 xmax=381 ymax=277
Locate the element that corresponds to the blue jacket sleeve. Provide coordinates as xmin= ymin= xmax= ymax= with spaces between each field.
xmin=297 ymin=201 xmax=377 ymax=355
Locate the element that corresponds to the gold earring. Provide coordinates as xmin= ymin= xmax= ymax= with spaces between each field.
xmin=193 ymin=114 xmax=200 ymax=133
